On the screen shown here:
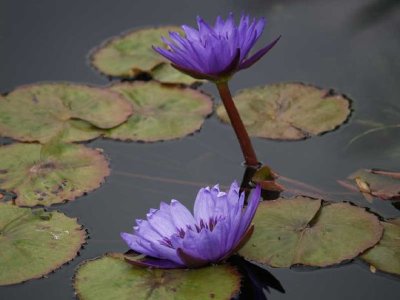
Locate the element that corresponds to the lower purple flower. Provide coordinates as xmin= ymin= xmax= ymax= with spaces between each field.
xmin=121 ymin=181 xmax=261 ymax=269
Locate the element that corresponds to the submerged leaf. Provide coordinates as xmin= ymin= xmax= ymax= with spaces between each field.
xmin=0 ymin=143 xmax=109 ymax=206
xmin=0 ymin=203 xmax=86 ymax=285
xmin=216 ymin=83 xmax=351 ymax=140
xmin=239 ymin=196 xmax=383 ymax=267
xmin=361 ymin=219 xmax=400 ymax=276
xmin=0 ymin=83 xmax=132 ymax=143
xmin=74 ymin=253 xmax=240 ymax=300
xmin=339 ymin=169 xmax=400 ymax=200
xmin=104 ymin=81 xmax=213 ymax=142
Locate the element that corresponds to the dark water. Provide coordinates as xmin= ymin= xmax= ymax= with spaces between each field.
xmin=1 ymin=0 xmax=400 ymax=299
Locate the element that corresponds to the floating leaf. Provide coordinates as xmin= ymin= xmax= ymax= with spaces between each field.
xmin=0 ymin=143 xmax=109 ymax=206
xmin=151 ymin=63 xmax=200 ymax=85
xmin=0 ymin=203 xmax=86 ymax=285
xmin=0 ymin=83 xmax=132 ymax=143
xmin=216 ymin=83 xmax=351 ymax=140
xmin=361 ymin=219 xmax=400 ymax=275
xmin=74 ymin=253 xmax=240 ymax=300
xmin=91 ymin=27 xmax=193 ymax=81
xmin=240 ymin=196 xmax=383 ymax=267
xmin=339 ymin=169 xmax=400 ymax=200
xmin=104 ymin=81 xmax=213 ymax=142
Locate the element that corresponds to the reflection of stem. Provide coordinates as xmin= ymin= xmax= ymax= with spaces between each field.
xmin=216 ymin=81 xmax=259 ymax=167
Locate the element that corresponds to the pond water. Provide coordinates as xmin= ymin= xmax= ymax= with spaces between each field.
xmin=1 ymin=0 xmax=399 ymax=299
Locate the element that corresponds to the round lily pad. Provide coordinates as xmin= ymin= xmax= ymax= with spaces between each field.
xmin=0 ymin=203 xmax=86 ymax=285
xmin=361 ymin=219 xmax=400 ymax=275
xmin=151 ymin=63 xmax=200 ymax=85
xmin=0 ymin=83 xmax=132 ymax=143
xmin=239 ymin=196 xmax=383 ymax=267
xmin=0 ymin=143 xmax=110 ymax=207
xmin=216 ymin=83 xmax=351 ymax=140
xmin=74 ymin=253 xmax=240 ymax=300
xmin=104 ymin=81 xmax=213 ymax=142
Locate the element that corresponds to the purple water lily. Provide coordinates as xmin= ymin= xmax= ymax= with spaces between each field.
xmin=121 ymin=181 xmax=261 ymax=269
xmin=153 ymin=13 xmax=280 ymax=81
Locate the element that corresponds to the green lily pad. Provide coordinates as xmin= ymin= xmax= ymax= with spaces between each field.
xmin=361 ymin=219 xmax=400 ymax=275
xmin=0 ymin=203 xmax=86 ymax=285
xmin=74 ymin=253 xmax=240 ymax=300
xmin=91 ymin=26 xmax=198 ymax=83
xmin=151 ymin=63 xmax=200 ymax=85
xmin=0 ymin=143 xmax=109 ymax=207
xmin=0 ymin=83 xmax=132 ymax=143
xmin=341 ymin=169 xmax=400 ymax=201
xmin=104 ymin=81 xmax=213 ymax=142
xmin=216 ymin=83 xmax=351 ymax=140
xmin=240 ymin=196 xmax=383 ymax=267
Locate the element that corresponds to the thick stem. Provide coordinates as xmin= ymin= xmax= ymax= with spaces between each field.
xmin=216 ymin=81 xmax=259 ymax=167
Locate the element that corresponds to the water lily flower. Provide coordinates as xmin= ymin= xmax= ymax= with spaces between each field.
xmin=154 ymin=14 xmax=280 ymax=167
xmin=121 ymin=181 xmax=261 ymax=269
xmin=153 ymin=13 xmax=280 ymax=81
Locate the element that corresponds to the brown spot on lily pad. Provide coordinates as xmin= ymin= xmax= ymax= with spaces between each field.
xmin=0 ymin=83 xmax=132 ymax=143
xmin=240 ymin=196 xmax=383 ymax=267
xmin=73 ymin=253 xmax=240 ymax=300
xmin=0 ymin=143 xmax=110 ymax=207
xmin=0 ymin=203 xmax=86 ymax=285
xmin=216 ymin=83 xmax=351 ymax=140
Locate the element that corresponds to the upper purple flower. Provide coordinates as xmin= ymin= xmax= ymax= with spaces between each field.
xmin=121 ymin=181 xmax=261 ymax=269
xmin=153 ymin=13 xmax=280 ymax=81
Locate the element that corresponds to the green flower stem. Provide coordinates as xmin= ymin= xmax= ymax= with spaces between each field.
xmin=216 ymin=81 xmax=259 ymax=167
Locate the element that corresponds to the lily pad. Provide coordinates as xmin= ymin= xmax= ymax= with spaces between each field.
xmin=0 ymin=203 xmax=86 ymax=285
xmin=239 ymin=196 xmax=383 ymax=267
xmin=216 ymin=83 xmax=351 ymax=140
xmin=104 ymin=81 xmax=213 ymax=142
xmin=0 ymin=83 xmax=132 ymax=143
xmin=74 ymin=253 xmax=240 ymax=300
xmin=91 ymin=27 xmax=193 ymax=81
xmin=151 ymin=63 xmax=200 ymax=85
xmin=340 ymin=169 xmax=400 ymax=201
xmin=0 ymin=143 xmax=109 ymax=207
xmin=361 ymin=219 xmax=400 ymax=275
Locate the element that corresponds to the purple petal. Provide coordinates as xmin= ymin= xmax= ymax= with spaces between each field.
xmin=177 ymin=248 xmax=209 ymax=268
xmin=237 ymin=185 xmax=261 ymax=239
xmin=120 ymin=232 xmax=159 ymax=258
xmin=169 ymin=199 xmax=196 ymax=231
xmin=193 ymin=187 xmax=215 ymax=223
xmin=239 ymin=35 xmax=281 ymax=70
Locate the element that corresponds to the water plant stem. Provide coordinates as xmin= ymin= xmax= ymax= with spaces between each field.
xmin=216 ymin=81 xmax=259 ymax=167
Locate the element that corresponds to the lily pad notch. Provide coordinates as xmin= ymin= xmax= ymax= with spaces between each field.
xmin=217 ymin=83 xmax=352 ymax=140
xmin=0 ymin=82 xmax=133 ymax=143
xmin=0 ymin=143 xmax=110 ymax=207
xmin=104 ymin=81 xmax=213 ymax=142
xmin=239 ymin=196 xmax=383 ymax=268
xmin=74 ymin=253 xmax=241 ymax=300
xmin=0 ymin=203 xmax=86 ymax=285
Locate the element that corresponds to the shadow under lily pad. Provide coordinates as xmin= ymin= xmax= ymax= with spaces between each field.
xmin=0 ymin=143 xmax=109 ymax=207
xmin=239 ymin=196 xmax=383 ymax=268
xmin=0 ymin=83 xmax=132 ymax=143
xmin=0 ymin=203 xmax=86 ymax=285
xmin=361 ymin=218 xmax=400 ymax=276
xmin=104 ymin=81 xmax=213 ymax=142
xmin=90 ymin=26 xmax=199 ymax=85
xmin=73 ymin=253 xmax=240 ymax=300
xmin=217 ymin=83 xmax=351 ymax=140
